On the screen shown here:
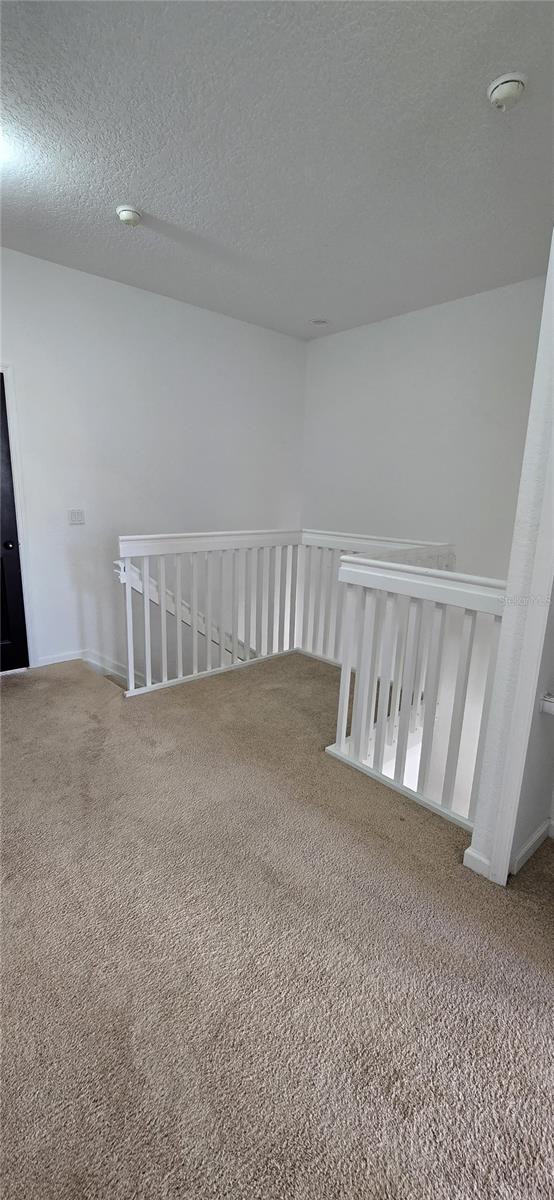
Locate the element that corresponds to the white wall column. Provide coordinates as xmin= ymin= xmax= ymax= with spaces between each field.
xmin=464 ymin=233 xmax=553 ymax=885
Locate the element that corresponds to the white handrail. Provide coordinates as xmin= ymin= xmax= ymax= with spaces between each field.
xmin=118 ymin=528 xmax=455 ymax=562
xmin=119 ymin=529 xmax=301 ymax=559
xmin=339 ymin=554 xmax=504 ymax=589
xmin=338 ymin=557 xmax=506 ymax=615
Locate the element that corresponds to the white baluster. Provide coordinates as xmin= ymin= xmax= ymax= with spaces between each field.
xmin=387 ymin=594 xmax=409 ymax=744
xmin=336 ymin=584 xmax=360 ymax=752
xmin=266 ymin=545 xmax=275 ymax=656
xmin=410 ymin=600 xmax=433 ymax=732
xmin=124 ymin=556 xmax=135 ymax=692
xmin=306 ymin=547 xmax=321 ymax=652
xmin=334 ymin=571 xmax=346 ymax=664
xmin=394 ymin=598 xmax=422 ymax=784
xmin=416 ymin=602 xmax=446 ymax=793
xmin=373 ymin=594 xmax=398 ymax=773
xmin=159 ymin=556 xmax=168 ymax=683
xmin=243 ymin=548 xmax=251 ymax=662
xmin=278 ymin=545 xmax=287 ymax=652
xmin=219 ymin=550 xmax=226 ymax=668
xmin=311 ymin=547 xmax=323 ymax=652
xmin=289 ymin=543 xmax=299 ymax=650
xmin=206 ymin=552 xmax=213 ymax=672
xmin=254 ymin=547 xmax=262 ymax=657
xmin=351 ymin=590 xmax=378 ymax=761
xmin=442 ymin=608 xmax=477 ymax=810
xmin=231 ymin=549 xmax=239 ymax=664
xmin=175 ymin=554 xmax=183 ymax=679
xmin=302 ymin=544 xmax=313 ymax=651
xmin=468 ymin=614 xmax=501 ymax=821
xmin=191 ymin=553 xmax=199 ymax=675
xmin=328 ymin=550 xmax=341 ymax=660
xmin=366 ymin=591 xmax=386 ymax=760
xmin=143 ymin=555 xmax=152 ymax=688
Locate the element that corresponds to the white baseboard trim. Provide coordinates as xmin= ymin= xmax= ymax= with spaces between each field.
xmin=82 ymin=650 xmax=133 ymax=686
xmin=462 ymin=846 xmax=492 ymax=878
xmin=35 ymin=649 xmax=136 ymax=687
xmin=549 ymin=819 xmax=554 ymax=839
xmin=37 ymin=650 xmax=83 ymax=667
xmin=509 ymin=820 xmax=551 ymax=875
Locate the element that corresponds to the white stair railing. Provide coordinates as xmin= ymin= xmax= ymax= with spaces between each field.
xmin=117 ymin=529 xmax=301 ymax=695
xmin=115 ymin=528 xmax=455 ymax=696
xmin=326 ymin=556 xmax=505 ymax=827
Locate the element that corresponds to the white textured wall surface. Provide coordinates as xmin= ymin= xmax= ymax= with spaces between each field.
xmin=303 ymin=278 xmax=545 ymax=578
xmin=2 ymin=250 xmax=304 ymax=671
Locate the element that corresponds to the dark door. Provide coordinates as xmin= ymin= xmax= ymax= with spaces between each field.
xmin=1 ymin=373 xmax=29 ymax=671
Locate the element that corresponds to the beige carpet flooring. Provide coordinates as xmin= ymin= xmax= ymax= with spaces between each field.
xmin=2 ymin=655 xmax=553 ymax=1200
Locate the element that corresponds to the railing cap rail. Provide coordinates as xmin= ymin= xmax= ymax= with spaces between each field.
xmin=118 ymin=529 xmax=302 ymax=557
xmin=338 ymin=555 xmax=506 ymax=615
xmin=302 ymin=528 xmax=455 ymax=551
xmin=118 ymin=528 xmax=457 ymax=560
xmin=339 ymin=554 xmax=506 ymax=591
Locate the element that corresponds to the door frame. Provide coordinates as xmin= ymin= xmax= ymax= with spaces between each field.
xmin=0 ymin=364 xmax=37 ymax=668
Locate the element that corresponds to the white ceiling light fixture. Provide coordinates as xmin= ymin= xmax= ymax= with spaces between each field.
xmin=487 ymin=73 xmax=527 ymax=112
xmin=310 ymin=318 xmax=329 ymax=327
xmin=116 ymin=204 xmax=142 ymax=227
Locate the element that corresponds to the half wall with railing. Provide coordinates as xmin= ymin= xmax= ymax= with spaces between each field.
xmin=115 ymin=528 xmax=455 ymax=695
xmin=325 ymin=556 xmax=505 ymax=827
xmin=114 ymin=527 xmax=504 ymax=829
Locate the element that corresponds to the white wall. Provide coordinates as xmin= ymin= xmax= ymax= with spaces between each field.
xmin=1 ymin=249 xmax=304 ymax=672
xmin=2 ymin=250 xmax=545 ymax=678
xmin=303 ymin=278 xmax=545 ymax=578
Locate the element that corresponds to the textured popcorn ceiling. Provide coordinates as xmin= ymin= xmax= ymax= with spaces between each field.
xmin=2 ymin=1 xmax=552 ymax=338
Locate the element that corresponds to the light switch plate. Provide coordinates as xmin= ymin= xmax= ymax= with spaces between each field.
xmin=68 ymin=509 xmax=85 ymax=525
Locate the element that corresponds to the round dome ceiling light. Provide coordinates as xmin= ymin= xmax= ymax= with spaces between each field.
xmin=487 ymin=73 xmax=526 ymax=112
xmin=116 ymin=204 xmax=142 ymax=227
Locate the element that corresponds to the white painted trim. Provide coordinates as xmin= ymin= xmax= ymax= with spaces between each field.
xmin=325 ymin=743 xmax=473 ymax=832
xmin=509 ymin=820 xmax=551 ymax=875
xmin=83 ymin=649 xmax=143 ymax=686
xmin=338 ymin=557 xmax=505 ymax=615
xmin=465 ymin=232 xmax=553 ymax=886
xmin=462 ymin=847 xmax=492 ymax=879
xmin=339 ymin=555 xmax=504 ymax=590
xmin=302 ymin=528 xmax=455 ymax=560
xmin=35 ymin=649 xmax=140 ymax=686
xmin=119 ymin=528 xmax=455 ymax=562
xmin=0 ymin=364 xmax=38 ymax=666
xmin=303 ymin=529 xmax=453 ymax=548
xmin=119 ymin=529 xmax=302 ymax=558
xmin=123 ymin=648 xmax=297 ymax=698
xmin=539 ymin=693 xmax=554 ymax=716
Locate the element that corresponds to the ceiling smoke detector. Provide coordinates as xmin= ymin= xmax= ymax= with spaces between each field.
xmin=487 ymin=73 xmax=526 ymax=112
xmin=116 ymin=204 xmax=142 ymax=227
